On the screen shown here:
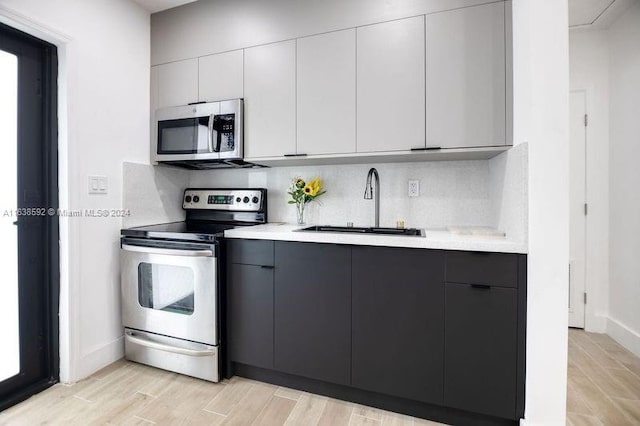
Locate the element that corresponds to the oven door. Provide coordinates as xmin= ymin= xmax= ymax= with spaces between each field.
xmin=120 ymin=238 xmax=218 ymax=345
xmin=155 ymin=102 xmax=220 ymax=162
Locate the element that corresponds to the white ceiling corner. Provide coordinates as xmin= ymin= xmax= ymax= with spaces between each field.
xmin=132 ymin=0 xmax=199 ymax=14
xmin=569 ymin=0 xmax=638 ymax=28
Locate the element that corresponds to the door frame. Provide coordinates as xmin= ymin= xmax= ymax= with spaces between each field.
xmin=0 ymin=21 xmax=59 ymax=411
xmin=568 ymin=89 xmax=587 ymax=329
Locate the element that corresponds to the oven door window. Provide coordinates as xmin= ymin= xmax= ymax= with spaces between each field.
xmin=157 ymin=116 xmax=211 ymax=154
xmin=138 ymin=263 xmax=195 ymax=315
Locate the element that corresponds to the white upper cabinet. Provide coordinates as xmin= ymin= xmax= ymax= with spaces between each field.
xmin=157 ymin=58 xmax=198 ymax=108
xmin=426 ymin=2 xmax=506 ymax=148
xmin=357 ymin=17 xmax=425 ymax=153
xmin=198 ymin=50 xmax=244 ymax=102
xmin=297 ymin=29 xmax=356 ymax=155
xmin=244 ymin=41 xmax=297 ymax=158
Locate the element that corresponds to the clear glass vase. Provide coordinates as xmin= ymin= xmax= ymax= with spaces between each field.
xmin=296 ymin=201 xmax=307 ymax=225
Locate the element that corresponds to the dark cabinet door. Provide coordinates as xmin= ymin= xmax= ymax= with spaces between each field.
xmin=274 ymin=242 xmax=351 ymax=385
xmin=227 ymin=263 xmax=274 ymax=369
xmin=444 ymin=283 xmax=518 ymax=419
xmin=352 ymin=246 xmax=445 ymax=404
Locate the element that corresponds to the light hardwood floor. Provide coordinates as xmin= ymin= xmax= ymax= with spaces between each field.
xmin=1 ymin=329 xmax=638 ymax=425
xmin=0 ymin=361 xmax=443 ymax=425
xmin=567 ymin=329 xmax=640 ymax=425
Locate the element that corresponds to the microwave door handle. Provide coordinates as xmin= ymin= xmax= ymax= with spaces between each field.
xmin=207 ymin=114 xmax=215 ymax=153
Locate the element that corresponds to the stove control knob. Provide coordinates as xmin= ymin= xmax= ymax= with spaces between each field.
xmin=185 ymin=195 xmax=192 ymax=203
xmin=252 ymin=196 xmax=259 ymax=204
xmin=243 ymin=196 xmax=250 ymax=203
xmin=236 ymin=197 xmax=242 ymax=203
xmin=192 ymin=195 xmax=200 ymax=203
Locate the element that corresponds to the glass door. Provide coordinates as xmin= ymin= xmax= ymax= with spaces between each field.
xmin=0 ymin=22 xmax=58 ymax=411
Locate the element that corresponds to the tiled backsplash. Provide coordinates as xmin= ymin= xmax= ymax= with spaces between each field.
xmin=123 ymin=143 xmax=527 ymax=243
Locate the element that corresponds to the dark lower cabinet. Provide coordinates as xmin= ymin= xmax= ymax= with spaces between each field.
xmin=226 ymin=239 xmax=526 ymax=425
xmin=227 ymin=263 xmax=274 ymax=369
xmin=274 ymin=242 xmax=351 ymax=385
xmin=444 ymin=282 xmax=518 ymax=419
xmin=352 ymin=246 xmax=445 ymax=404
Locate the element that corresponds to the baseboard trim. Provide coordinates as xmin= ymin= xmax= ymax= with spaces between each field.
xmin=607 ymin=317 xmax=640 ymax=358
xmin=76 ymin=336 xmax=124 ymax=380
xmin=586 ymin=313 xmax=608 ymax=333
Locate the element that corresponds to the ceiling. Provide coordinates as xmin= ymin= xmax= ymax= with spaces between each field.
xmin=569 ymin=0 xmax=638 ymax=28
xmin=132 ymin=0 xmax=198 ymax=14
xmin=132 ymin=0 xmax=638 ymax=23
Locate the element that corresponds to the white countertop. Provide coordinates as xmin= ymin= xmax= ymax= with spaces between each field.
xmin=225 ymin=223 xmax=528 ymax=254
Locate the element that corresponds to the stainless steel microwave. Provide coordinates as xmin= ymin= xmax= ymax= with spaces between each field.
xmin=154 ymin=99 xmax=248 ymax=168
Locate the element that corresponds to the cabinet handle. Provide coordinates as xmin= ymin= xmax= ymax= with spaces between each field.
xmin=260 ymin=265 xmax=274 ymax=269
xmin=470 ymin=284 xmax=491 ymax=290
xmin=411 ymin=146 xmax=441 ymax=152
xmin=284 ymin=153 xmax=307 ymax=157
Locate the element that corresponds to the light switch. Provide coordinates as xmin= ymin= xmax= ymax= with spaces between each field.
xmin=88 ymin=176 xmax=108 ymax=194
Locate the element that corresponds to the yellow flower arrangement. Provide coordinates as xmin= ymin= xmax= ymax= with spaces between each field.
xmin=288 ymin=176 xmax=326 ymax=224
xmin=288 ymin=176 xmax=326 ymax=204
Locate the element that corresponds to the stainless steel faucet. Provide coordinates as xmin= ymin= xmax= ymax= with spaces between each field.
xmin=364 ymin=168 xmax=380 ymax=227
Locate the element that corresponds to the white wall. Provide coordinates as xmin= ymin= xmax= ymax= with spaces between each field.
xmin=512 ymin=0 xmax=570 ymax=424
xmin=569 ymin=29 xmax=610 ymax=332
xmin=607 ymin=1 xmax=640 ymax=357
xmin=0 ymin=0 xmax=150 ymax=382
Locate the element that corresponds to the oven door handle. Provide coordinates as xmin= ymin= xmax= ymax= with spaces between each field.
xmin=125 ymin=332 xmax=215 ymax=357
xmin=121 ymin=244 xmax=213 ymax=257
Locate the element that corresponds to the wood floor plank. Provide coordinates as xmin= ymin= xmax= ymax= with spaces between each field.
xmin=136 ymin=373 xmax=226 ymax=423
xmin=205 ymin=377 xmax=255 ymax=416
xmin=222 ymin=382 xmax=277 ymax=426
xmin=85 ymin=391 xmax=155 ymax=425
xmin=353 ymin=404 xmax=384 ymax=421
xmin=274 ymin=386 xmax=303 ymax=401
xmin=92 ymin=358 xmax=129 ymax=380
xmin=350 ymin=413 xmax=381 ymax=425
xmin=573 ymin=335 xmax=625 ymax=370
xmin=283 ymin=393 xmax=329 ymax=425
xmin=569 ymin=361 xmax=637 ymax=425
xmin=567 ymin=382 xmax=595 ymax=416
xmin=585 ymin=332 xmax=617 ymax=346
xmin=611 ymin=397 xmax=640 ymax=424
xmin=317 ymin=399 xmax=355 ymax=426
xmin=606 ymin=367 xmax=640 ymax=399
xmin=252 ymin=395 xmax=296 ymax=425
xmin=566 ymin=412 xmax=604 ymax=426
xmin=380 ymin=410 xmax=415 ymax=426
xmin=571 ymin=345 xmax=636 ymax=399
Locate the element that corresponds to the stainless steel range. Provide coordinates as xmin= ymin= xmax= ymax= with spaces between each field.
xmin=120 ymin=188 xmax=267 ymax=382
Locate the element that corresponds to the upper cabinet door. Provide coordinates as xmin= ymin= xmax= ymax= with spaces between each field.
xmin=244 ymin=41 xmax=296 ymax=158
xmin=357 ymin=17 xmax=425 ymax=153
xmin=157 ymin=58 xmax=198 ymax=108
xmin=297 ymin=29 xmax=356 ymax=155
xmin=426 ymin=2 xmax=506 ymax=148
xmin=198 ymin=50 xmax=244 ymax=102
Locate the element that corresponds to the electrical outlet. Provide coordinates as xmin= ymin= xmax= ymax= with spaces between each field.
xmin=408 ymin=180 xmax=419 ymax=197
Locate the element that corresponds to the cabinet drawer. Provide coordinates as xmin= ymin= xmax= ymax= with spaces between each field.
xmin=227 ymin=239 xmax=274 ymax=266
xmin=446 ymin=251 xmax=518 ymax=288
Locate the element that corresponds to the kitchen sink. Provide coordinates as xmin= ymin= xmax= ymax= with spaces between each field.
xmin=297 ymin=225 xmax=425 ymax=237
